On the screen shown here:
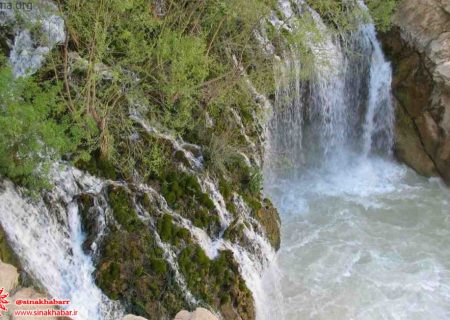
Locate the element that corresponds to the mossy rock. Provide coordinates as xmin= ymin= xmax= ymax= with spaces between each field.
xmin=255 ymin=198 xmax=281 ymax=250
xmin=95 ymin=225 xmax=187 ymax=319
xmin=0 ymin=224 xmax=20 ymax=268
xmin=223 ymin=220 xmax=245 ymax=244
xmin=160 ymin=170 xmax=221 ymax=235
xmin=108 ymin=186 xmax=142 ymax=232
xmin=178 ymin=246 xmax=255 ymax=320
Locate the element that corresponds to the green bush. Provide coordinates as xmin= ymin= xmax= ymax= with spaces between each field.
xmin=0 ymin=60 xmax=78 ymax=189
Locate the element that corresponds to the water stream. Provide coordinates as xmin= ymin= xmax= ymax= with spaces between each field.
xmin=0 ymin=167 xmax=123 ymax=319
xmin=263 ymin=2 xmax=450 ymax=319
xmin=0 ymin=1 xmax=449 ymax=320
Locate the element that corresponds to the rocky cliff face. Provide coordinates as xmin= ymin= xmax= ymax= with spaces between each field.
xmin=381 ymin=0 xmax=450 ymax=183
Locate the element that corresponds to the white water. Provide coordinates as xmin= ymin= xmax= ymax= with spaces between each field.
xmin=0 ymin=167 xmax=123 ymax=320
xmin=264 ymin=2 xmax=450 ymax=320
xmin=266 ymin=159 xmax=450 ymax=320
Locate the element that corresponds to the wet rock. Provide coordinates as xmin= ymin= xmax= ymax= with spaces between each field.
xmin=0 ymin=225 xmax=20 ymax=268
xmin=394 ymin=101 xmax=438 ymax=176
xmin=0 ymin=259 xmax=61 ymax=320
xmin=381 ymin=0 xmax=450 ymax=183
xmin=256 ymin=198 xmax=281 ymax=250
xmin=0 ymin=0 xmax=65 ymax=77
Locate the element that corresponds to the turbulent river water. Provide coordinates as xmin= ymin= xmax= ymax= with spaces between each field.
xmin=263 ymin=2 xmax=450 ymax=319
xmin=265 ymin=157 xmax=450 ymax=320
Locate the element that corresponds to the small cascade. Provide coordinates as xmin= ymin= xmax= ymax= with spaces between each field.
xmin=138 ymin=184 xmax=222 ymax=260
xmin=222 ymin=195 xmax=282 ymax=320
xmin=0 ymin=167 xmax=123 ymax=320
xmin=134 ymin=156 xmax=280 ymax=320
xmin=359 ymin=24 xmax=394 ymax=156
xmin=153 ymin=231 xmax=199 ymax=306
xmin=265 ymin=0 xmax=395 ymax=179
xmin=130 ymin=108 xmax=204 ymax=170
xmin=198 ymin=178 xmax=234 ymax=230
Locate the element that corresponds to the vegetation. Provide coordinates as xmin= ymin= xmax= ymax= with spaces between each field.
xmin=306 ymin=0 xmax=399 ymax=32
xmin=0 ymin=0 xmax=399 ymax=190
xmin=56 ymin=0 xmax=278 ymax=176
xmin=178 ymin=246 xmax=254 ymax=318
xmin=95 ymin=218 xmax=187 ymax=318
xmin=0 ymin=59 xmax=85 ymax=189
xmin=0 ymin=0 xmax=399 ymax=319
xmin=366 ymin=0 xmax=399 ymax=31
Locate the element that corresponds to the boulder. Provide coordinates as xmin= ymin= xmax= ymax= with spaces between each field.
xmin=122 ymin=315 xmax=148 ymax=320
xmin=191 ymin=308 xmax=219 ymax=320
xmin=174 ymin=308 xmax=219 ymax=320
xmin=174 ymin=310 xmax=192 ymax=320
xmin=0 ymin=259 xmax=19 ymax=292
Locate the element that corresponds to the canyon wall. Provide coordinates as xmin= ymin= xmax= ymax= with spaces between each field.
xmin=381 ymin=0 xmax=450 ymax=183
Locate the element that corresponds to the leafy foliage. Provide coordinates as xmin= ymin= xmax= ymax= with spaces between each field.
xmin=366 ymin=0 xmax=399 ymax=31
xmin=0 ymin=60 xmax=81 ymax=189
xmin=306 ymin=0 xmax=398 ymax=32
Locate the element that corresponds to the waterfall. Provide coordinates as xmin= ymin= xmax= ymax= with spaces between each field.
xmin=360 ymin=25 xmax=394 ymax=156
xmin=0 ymin=167 xmax=123 ymax=320
xmin=0 ymin=1 xmax=400 ymax=320
xmin=265 ymin=0 xmax=395 ymax=179
xmin=262 ymin=2 xmax=450 ymax=320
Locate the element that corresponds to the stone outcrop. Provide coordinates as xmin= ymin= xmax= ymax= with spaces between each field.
xmin=0 ymin=259 xmax=60 ymax=320
xmin=6 ymin=288 xmax=62 ymax=320
xmin=0 ymin=260 xmax=19 ymax=293
xmin=381 ymin=0 xmax=450 ymax=183
xmin=174 ymin=308 xmax=219 ymax=320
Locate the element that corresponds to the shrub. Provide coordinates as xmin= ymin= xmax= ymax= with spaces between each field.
xmin=0 ymin=59 xmax=80 ymax=189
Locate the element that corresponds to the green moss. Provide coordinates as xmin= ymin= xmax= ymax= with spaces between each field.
xmin=0 ymin=225 xmax=19 ymax=268
xmin=223 ymin=222 xmax=245 ymax=243
xmin=150 ymin=258 xmax=167 ymax=274
xmin=177 ymin=246 xmax=254 ymax=318
xmin=254 ymin=198 xmax=281 ymax=250
xmin=193 ymin=208 xmax=219 ymax=230
xmin=157 ymin=214 xmax=175 ymax=243
xmin=76 ymin=152 xmax=117 ymax=182
xmin=242 ymin=194 xmax=262 ymax=211
xmin=199 ymin=193 xmax=214 ymax=210
xmin=96 ymin=225 xmax=188 ymax=319
xmin=108 ymin=187 xmax=141 ymax=232
xmin=160 ymin=170 xmax=220 ymax=233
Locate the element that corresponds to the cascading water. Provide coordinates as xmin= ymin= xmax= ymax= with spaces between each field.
xmin=0 ymin=167 xmax=123 ymax=320
xmin=264 ymin=1 xmax=450 ymax=319
xmin=266 ymin=0 xmax=395 ymax=177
